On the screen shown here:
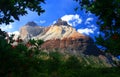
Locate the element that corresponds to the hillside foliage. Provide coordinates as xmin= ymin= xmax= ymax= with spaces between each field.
xmin=0 ymin=0 xmax=120 ymax=76
xmin=0 ymin=29 xmax=120 ymax=77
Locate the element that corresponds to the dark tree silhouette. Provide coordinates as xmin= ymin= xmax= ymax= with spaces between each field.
xmin=0 ymin=0 xmax=45 ymax=24
xmin=75 ymin=0 xmax=120 ymax=56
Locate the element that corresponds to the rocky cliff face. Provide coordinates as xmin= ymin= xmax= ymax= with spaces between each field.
xmin=20 ymin=21 xmax=44 ymax=40
xmin=19 ymin=20 xmax=115 ymax=67
xmin=54 ymin=18 xmax=70 ymax=26
xmin=35 ymin=19 xmax=85 ymax=40
xmin=33 ymin=19 xmax=101 ymax=56
xmin=19 ymin=20 xmax=103 ymax=56
xmin=41 ymin=37 xmax=102 ymax=56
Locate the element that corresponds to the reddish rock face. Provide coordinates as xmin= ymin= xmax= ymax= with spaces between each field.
xmin=20 ymin=20 xmax=102 ymax=56
xmin=18 ymin=20 xmax=115 ymax=67
xmin=41 ymin=36 xmax=102 ymax=56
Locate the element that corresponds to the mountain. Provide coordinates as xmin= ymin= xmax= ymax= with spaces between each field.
xmin=35 ymin=19 xmax=84 ymax=40
xmin=20 ymin=21 xmax=44 ymax=40
xmin=35 ymin=19 xmax=100 ymax=55
xmin=19 ymin=20 xmax=115 ymax=67
xmin=54 ymin=18 xmax=70 ymax=26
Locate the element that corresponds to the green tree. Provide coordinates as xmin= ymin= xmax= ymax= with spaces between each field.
xmin=0 ymin=29 xmax=45 ymax=77
xmin=75 ymin=0 xmax=120 ymax=56
xmin=0 ymin=0 xmax=45 ymax=24
xmin=65 ymin=56 xmax=81 ymax=69
xmin=28 ymin=39 xmax=44 ymax=48
xmin=0 ymin=0 xmax=45 ymax=76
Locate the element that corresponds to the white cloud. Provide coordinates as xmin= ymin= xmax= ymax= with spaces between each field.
xmin=89 ymin=24 xmax=97 ymax=31
xmin=12 ymin=31 xmax=20 ymax=35
xmin=97 ymin=32 xmax=100 ymax=34
xmin=77 ymin=28 xmax=94 ymax=35
xmin=34 ymin=20 xmax=46 ymax=24
xmin=0 ymin=23 xmax=13 ymax=31
xmin=77 ymin=24 xmax=97 ymax=35
xmin=39 ymin=20 xmax=46 ymax=24
xmin=8 ymin=31 xmax=20 ymax=40
xmin=85 ymin=17 xmax=93 ymax=25
xmin=87 ymin=11 xmax=92 ymax=16
xmin=52 ymin=21 xmax=56 ymax=24
xmin=61 ymin=14 xmax=82 ymax=26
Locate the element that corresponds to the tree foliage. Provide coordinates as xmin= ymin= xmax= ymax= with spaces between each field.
xmin=0 ymin=29 xmax=44 ymax=77
xmin=75 ymin=0 xmax=120 ymax=56
xmin=0 ymin=0 xmax=45 ymax=24
xmin=0 ymin=29 xmax=120 ymax=76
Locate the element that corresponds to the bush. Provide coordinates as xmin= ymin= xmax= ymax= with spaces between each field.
xmin=0 ymin=29 xmax=120 ymax=77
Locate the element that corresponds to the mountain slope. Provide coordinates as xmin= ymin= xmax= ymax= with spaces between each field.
xmin=20 ymin=21 xmax=44 ymax=40
xmin=19 ymin=20 xmax=115 ymax=67
xmin=35 ymin=19 xmax=85 ymax=41
xmin=35 ymin=25 xmax=84 ymax=40
xmin=19 ymin=20 xmax=105 ymax=56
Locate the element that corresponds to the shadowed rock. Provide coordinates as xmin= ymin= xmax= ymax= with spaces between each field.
xmin=54 ymin=18 xmax=70 ymax=26
xmin=20 ymin=21 xmax=44 ymax=40
xmin=19 ymin=20 xmax=115 ymax=67
xmin=25 ymin=21 xmax=38 ymax=26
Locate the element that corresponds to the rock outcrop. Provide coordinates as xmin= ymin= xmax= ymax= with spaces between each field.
xmin=54 ymin=18 xmax=70 ymax=26
xmin=41 ymin=37 xmax=102 ymax=56
xmin=35 ymin=19 xmax=84 ymax=41
xmin=19 ymin=20 xmax=102 ymax=56
xmin=20 ymin=21 xmax=44 ymax=40
xmin=19 ymin=19 xmax=115 ymax=67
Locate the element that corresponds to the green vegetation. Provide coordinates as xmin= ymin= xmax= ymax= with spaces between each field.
xmin=0 ymin=0 xmax=120 ymax=76
xmin=75 ymin=0 xmax=120 ymax=56
xmin=0 ymin=0 xmax=45 ymax=24
xmin=0 ymin=29 xmax=120 ymax=77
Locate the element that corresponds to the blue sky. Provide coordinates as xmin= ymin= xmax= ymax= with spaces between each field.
xmin=0 ymin=0 xmax=99 ymax=39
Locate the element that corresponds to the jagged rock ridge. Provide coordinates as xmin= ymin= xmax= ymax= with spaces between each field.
xmin=25 ymin=21 xmax=38 ymax=26
xmin=19 ymin=20 xmax=103 ymax=56
xmin=54 ymin=18 xmax=70 ymax=26
xmin=20 ymin=21 xmax=44 ymax=40
xmin=35 ymin=19 xmax=84 ymax=41
xmin=19 ymin=20 xmax=115 ymax=67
